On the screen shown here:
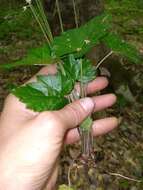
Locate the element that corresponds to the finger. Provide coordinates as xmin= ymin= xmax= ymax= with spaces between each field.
xmin=86 ymin=77 xmax=109 ymax=94
xmin=92 ymin=117 xmax=118 ymax=136
xmin=93 ymin=94 xmax=117 ymax=112
xmin=56 ymin=93 xmax=116 ymax=130
xmin=26 ymin=64 xmax=57 ymax=83
xmin=75 ymin=77 xmax=109 ymax=95
xmin=65 ymin=117 xmax=118 ymax=144
xmin=55 ymin=98 xmax=95 ymax=130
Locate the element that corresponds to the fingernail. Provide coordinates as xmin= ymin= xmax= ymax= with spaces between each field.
xmin=80 ymin=98 xmax=94 ymax=113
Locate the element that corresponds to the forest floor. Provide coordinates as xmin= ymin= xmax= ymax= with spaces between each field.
xmin=0 ymin=1 xmax=143 ymax=189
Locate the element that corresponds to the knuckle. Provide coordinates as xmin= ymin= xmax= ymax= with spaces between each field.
xmin=66 ymin=103 xmax=86 ymax=126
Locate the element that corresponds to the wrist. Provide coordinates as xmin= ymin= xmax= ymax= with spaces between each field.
xmin=0 ymin=155 xmax=44 ymax=190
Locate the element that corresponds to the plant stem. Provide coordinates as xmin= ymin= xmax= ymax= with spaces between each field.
xmin=56 ymin=0 xmax=64 ymax=33
xmin=72 ymin=0 xmax=79 ymax=28
xmin=59 ymin=61 xmax=66 ymax=76
xmin=79 ymin=59 xmax=94 ymax=158
xmin=108 ymin=172 xmax=141 ymax=182
xmin=80 ymin=59 xmax=84 ymax=98
xmin=29 ymin=4 xmax=51 ymax=47
xmin=35 ymin=0 xmax=53 ymax=42
xmin=80 ymin=117 xmax=93 ymax=158
xmin=95 ymin=50 xmax=113 ymax=69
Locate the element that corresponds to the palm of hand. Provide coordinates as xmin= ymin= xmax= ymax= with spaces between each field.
xmin=0 ymin=65 xmax=117 ymax=190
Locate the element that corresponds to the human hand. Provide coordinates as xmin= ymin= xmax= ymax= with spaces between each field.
xmin=0 ymin=65 xmax=118 ymax=190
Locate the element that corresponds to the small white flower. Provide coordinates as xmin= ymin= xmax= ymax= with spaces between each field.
xmin=25 ymin=0 xmax=31 ymax=4
xmin=23 ymin=6 xmax=27 ymax=11
xmin=84 ymin=39 xmax=90 ymax=44
xmin=76 ymin=48 xmax=82 ymax=52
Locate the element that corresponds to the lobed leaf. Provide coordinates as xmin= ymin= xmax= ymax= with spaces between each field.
xmin=0 ymin=44 xmax=55 ymax=69
xmin=1 ymin=14 xmax=111 ymax=69
xmin=60 ymin=72 xmax=74 ymax=95
xmin=63 ymin=55 xmax=97 ymax=83
xmin=12 ymin=85 xmax=68 ymax=112
xmin=12 ymin=64 xmax=76 ymax=111
xmin=38 ymin=74 xmax=62 ymax=93
xmin=28 ymin=82 xmax=49 ymax=96
xmin=77 ymin=59 xmax=97 ymax=83
xmin=12 ymin=54 xmax=96 ymax=112
xmin=1 ymin=13 xmax=142 ymax=71
xmin=102 ymin=33 xmax=142 ymax=64
xmin=52 ymin=14 xmax=111 ymax=58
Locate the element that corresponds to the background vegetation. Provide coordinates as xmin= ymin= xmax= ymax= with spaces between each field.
xmin=0 ymin=0 xmax=143 ymax=189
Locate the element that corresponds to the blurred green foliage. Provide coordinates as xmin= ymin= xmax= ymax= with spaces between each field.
xmin=105 ymin=0 xmax=143 ymax=40
xmin=0 ymin=6 xmax=42 ymax=41
xmin=1 ymin=0 xmax=143 ymax=43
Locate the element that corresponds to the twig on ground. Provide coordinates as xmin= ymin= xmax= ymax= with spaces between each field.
xmin=108 ymin=172 xmax=142 ymax=183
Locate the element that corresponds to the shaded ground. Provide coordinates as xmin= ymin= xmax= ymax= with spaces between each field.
xmin=0 ymin=0 xmax=143 ymax=189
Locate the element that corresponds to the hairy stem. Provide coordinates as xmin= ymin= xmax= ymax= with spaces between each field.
xmin=58 ymin=61 xmax=66 ymax=76
xmin=79 ymin=59 xmax=94 ymax=158
xmin=35 ymin=0 xmax=53 ymax=42
xmin=56 ymin=0 xmax=64 ymax=33
xmin=80 ymin=59 xmax=84 ymax=98
xmin=29 ymin=4 xmax=51 ymax=47
xmin=80 ymin=117 xmax=93 ymax=158
xmin=72 ymin=0 xmax=79 ymax=28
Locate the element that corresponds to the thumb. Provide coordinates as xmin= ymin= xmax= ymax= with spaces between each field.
xmin=56 ymin=98 xmax=95 ymax=129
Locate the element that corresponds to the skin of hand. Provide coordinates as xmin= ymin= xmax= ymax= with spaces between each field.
xmin=0 ymin=65 xmax=118 ymax=190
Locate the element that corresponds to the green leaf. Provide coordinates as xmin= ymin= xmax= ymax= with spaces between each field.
xmin=12 ymin=53 xmax=97 ymax=112
xmin=58 ymin=185 xmax=75 ymax=190
xmin=77 ymin=59 xmax=97 ymax=83
xmin=52 ymin=14 xmax=111 ymax=58
xmin=68 ymin=54 xmax=81 ymax=81
xmin=12 ymin=85 xmax=68 ymax=112
xmin=28 ymin=82 xmax=49 ymax=96
xmin=62 ymin=54 xmax=80 ymax=82
xmin=1 ymin=14 xmax=110 ymax=69
xmin=37 ymin=74 xmax=62 ymax=93
xmin=60 ymin=72 xmax=74 ymax=95
xmin=0 ymin=44 xmax=55 ymax=69
xmin=102 ymin=33 xmax=142 ymax=63
xmin=63 ymin=55 xmax=96 ymax=83
xmin=12 ymin=69 xmax=75 ymax=112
